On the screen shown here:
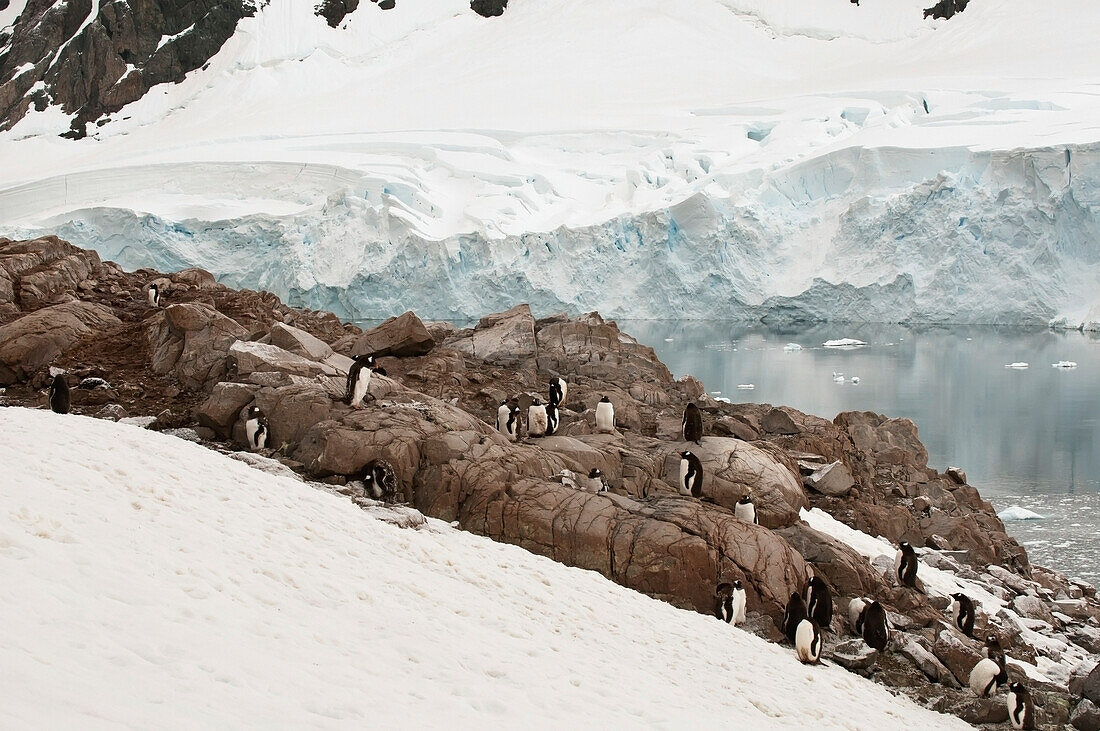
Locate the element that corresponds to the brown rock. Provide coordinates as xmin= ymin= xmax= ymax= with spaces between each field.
xmin=1073 ymin=699 xmax=1100 ymax=731
xmin=946 ymin=466 xmax=967 ymax=485
xmin=170 ymin=268 xmax=218 ymax=290
xmin=146 ymin=303 xmax=248 ymax=391
xmin=836 ymin=411 xmax=929 ymax=469
xmin=932 ymin=624 xmax=984 ymax=685
xmin=0 ymin=301 xmax=120 ymax=384
xmin=228 ymin=340 xmax=335 ymax=380
xmin=195 ymin=382 xmax=258 ymax=438
xmin=269 ymin=322 xmax=335 ymax=362
xmin=761 ymin=407 xmax=800 ymax=435
xmin=803 ymin=460 xmax=855 ymax=496
xmin=352 ymin=310 xmax=435 ymax=358
xmin=776 ymin=522 xmax=888 ymax=604
xmin=446 ymin=304 xmax=536 ymax=366
xmin=534 ymin=310 xmax=672 ymax=384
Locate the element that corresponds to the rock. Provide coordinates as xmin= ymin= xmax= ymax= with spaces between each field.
xmin=1083 ymin=663 xmax=1100 ymax=705
xmin=1072 ymin=626 xmax=1100 ymax=654
xmin=229 ymin=452 xmax=302 ymax=480
xmin=776 ymin=522 xmax=888 ymax=601
xmin=534 ymin=311 xmax=672 ymax=384
xmin=950 ymin=696 xmax=1009 ymax=725
xmin=0 ymin=301 xmax=120 ymax=384
xmin=228 ymin=340 xmax=335 ymax=380
xmin=946 ymin=466 xmax=967 ymax=485
xmin=446 ymin=304 xmax=536 ymax=366
xmin=246 ymin=384 xmax=343 ymax=449
xmin=146 ymin=303 xmax=248 ymax=391
xmin=1013 ymin=594 xmax=1056 ymax=625
xmin=170 ymin=268 xmax=218 ymax=290
xmin=803 ymin=460 xmax=854 ymax=496
xmin=195 ymin=382 xmax=258 ymax=438
xmin=836 ymin=411 xmax=929 ymax=469
xmin=94 ymin=404 xmax=129 ymax=421
xmin=896 ymin=632 xmax=957 ymax=685
xmin=0 ymin=236 xmax=101 ymax=309
xmin=1075 ymin=699 xmax=1100 ymax=731
xmin=712 ymin=416 xmax=758 ymax=441
xmin=470 ymin=0 xmax=507 ymax=17
xmin=924 ymin=0 xmax=969 ymax=21
xmin=761 ymin=407 xmax=800 ymax=435
xmin=270 ymin=322 xmax=335 ymax=362
xmin=826 ymin=638 xmax=878 ymax=670
xmin=932 ymin=625 xmax=984 ymax=685
xmin=352 ymin=311 xmax=435 ymax=358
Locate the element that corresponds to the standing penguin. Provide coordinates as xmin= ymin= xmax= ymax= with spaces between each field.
xmin=362 ymin=460 xmax=398 ymax=502
xmin=245 ymin=405 xmax=268 ymax=450
xmin=1006 ymin=682 xmax=1035 ymax=730
xmin=895 ymin=541 xmax=919 ymax=588
xmin=595 ymin=396 xmax=615 ymax=433
xmin=860 ymin=600 xmax=890 ymax=651
xmin=548 ymin=376 xmax=567 ymax=408
xmin=678 ymin=450 xmax=703 ymax=498
xmin=734 ymin=493 xmax=758 ymax=524
xmin=804 ymin=576 xmax=833 ymax=630
xmin=783 ymin=592 xmax=806 ymax=644
xmin=528 ymin=398 xmax=548 ymax=438
xmin=795 ymin=618 xmax=823 ymax=664
xmin=848 ymin=597 xmax=869 ymax=636
xmin=714 ymin=582 xmax=734 ymax=623
xmin=345 ymin=353 xmax=376 ymax=409
xmin=730 ymin=579 xmax=747 ymax=625
xmin=682 ymin=402 xmax=703 ymax=444
xmin=586 ymin=468 xmax=606 ymax=493
xmin=48 ymin=374 xmax=70 ymax=414
xmin=147 ymin=282 xmax=161 ymax=307
xmin=545 ymin=402 xmax=559 ymax=436
xmin=950 ymin=593 xmax=976 ymax=638
xmin=496 ymin=401 xmax=513 ymax=440
xmin=969 ymin=634 xmax=1009 ymax=697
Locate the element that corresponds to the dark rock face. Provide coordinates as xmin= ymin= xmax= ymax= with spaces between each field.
xmin=0 ymin=0 xmax=260 ymax=136
xmin=316 ymin=0 xmax=359 ymax=27
xmin=470 ymin=0 xmax=507 ymax=18
xmin=924 ymin=0 xmax=969 ymax=20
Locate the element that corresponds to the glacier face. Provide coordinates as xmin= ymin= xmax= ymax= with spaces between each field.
xmin=17 ymin=143 xmax=1099 ymax=325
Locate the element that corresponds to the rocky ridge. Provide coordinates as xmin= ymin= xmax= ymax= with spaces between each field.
xmin=0 ymin=234 xmax=1096 ymax=729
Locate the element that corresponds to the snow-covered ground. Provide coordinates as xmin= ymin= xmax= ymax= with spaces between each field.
xmin=0 ymin=407 xmax=968 ymax=728
xmin=1 ymin=0 xmax=1098 ymax=321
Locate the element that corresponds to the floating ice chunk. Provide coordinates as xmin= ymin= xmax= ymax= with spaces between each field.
xmin=710 ymin=391 xmax=722 ymax=395
xmin=850 ymin=376 xmax=860 ymax=384
xmin=1004 ymin=362 xmax=1030 ymax=369
xmin=998 ymin=506 xmax=1045 ymax=521
xmin=832 ymin=371 xmax=844 ymax=383
xmin=1052 ymin=361 xmax=1078 ymax=369
xmin=736 ymin=384 xmax=755 ymax=390
xmin=714 ymin=396 xmax=732 ymax=403
xmin=664 ymin=338 xmax=674 ymax=342
xmin=783 ymin=343 xmax=802 ymax=351
xmin=823 ymin=338 xmax=868 ymax=348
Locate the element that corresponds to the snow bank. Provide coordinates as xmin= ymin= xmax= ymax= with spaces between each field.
xmin=0 ymin=408 xmax=967 ymax=728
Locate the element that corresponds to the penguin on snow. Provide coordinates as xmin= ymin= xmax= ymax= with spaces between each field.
xmin=528 ymin=398 xmax=548 ymax=438
xmin=595 ymin=396 xmax=615 ymax=433
xmin=345 ymin=353 xmax=376 ymax=409
xmin=678 ymin=450 xmax=703 ymax=498
xmin=795 ymin=617 xmax=823 ymax=664
xmin=48 ymin=373 xmax=70 ymax=414
xmin=713 ymin=580 xmax=747 ymax=626
xmin=245 ymin=404 xmax=268 ymax=450
xmin=362 ymin=460 xmax=398 ymax=502
xmin=682 ymin=402 xmax=702 ymax=444
xmin=895 ymin=541 xmax=919 ymax=588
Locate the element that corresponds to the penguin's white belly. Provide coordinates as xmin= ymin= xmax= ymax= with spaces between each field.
xmin=496 ymin=406 xmax=511 ymax=436
xmin=595 ymin=403 xmax=614 ymax=432
xmin=795 ymin=620 xmax=820 ymax=662
xmin=731 ymin=590 xmax=747 ymax=625
xmin=352 ymin=369 xmax=371 ymax=405
xmin=848 ymin=598 xmax=867 ymax=633
xmin=678 ymin=460 xmax=691 ymax=495
xmin=734 ymin=502 xmax=755 ymax=523
xmin=969 ymin=658 xmax=1001 ymax=696
xmin=246 ymin=418 xmax=266 ymax=449
xmin=587 ymin=477 xmax=603 ymax=493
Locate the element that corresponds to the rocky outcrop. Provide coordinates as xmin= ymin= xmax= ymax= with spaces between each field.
xmin=0 ymin=301 xmax=119 ymax=384
xmin=924 ymin=0 xmax=969 ymax=20
xmin=470 ymin=0 xmax=507 ymax=18
xmin=351 ymin=310 xmax=434 ymax=358
xmin=445 ymin=303 xmax=536 ymax=366
xmin=147 ymin=303 xmax=248 ymax=391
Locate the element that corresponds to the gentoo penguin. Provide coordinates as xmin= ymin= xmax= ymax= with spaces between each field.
xmin=586 ymin=468 xmax=605 ymax=493
xmin=848 ymin=597 xmax=869 ymax=636
xmin=860 ymin=600 xmax=890 ymax=651
xmin=734 ymin=494 xmax=758 ymax=524
xmin=48 ymin=374 xmax=70 ymax=414
xmin=678 ymin=450 xmax=703 ymax=498
xmin=795 ymin=618 xmax=823 ymax=664
xmin=595 ymin=396 xmax=615 ymax=433
xmin=545 ymin=402 xmax=559 ymax=436
xmin=548 ymin=376 xmax=567 ymax=407
xmin=362 ymin=460 xmax=398 ymax=502
xmin=345 ymin=353 xmax=376 ymax=409
xmin=147 ymin=282 xmax=161 ymax=307
xmin=245 ymin=405 xmax=268 ymax=450
xmin=1006 ymin=682 xmax=1035 ymax=730
xmin=804 ymin=576 xmax=833 ymax=630
xmin=496 ymin=401 xmax=513 ymax=439
xmin=782 ymin=592 xmax=806 ymax=645
xmin=682 ymin=402 xmax=702 ymax=444
xmin=950 ymin=593 xmax=976 ymax=638
xmin=730 ymin=579 xmax=747 ymax=625
xmin=895 ymin=541 xmax=918 ymax=588
xmin=969 ymin=634 xmax=1009 ymax=697
xmin=714 ymin=582 xmax=734 ymax=623
xmin=528 ymin=398 xmax=548 ymax=438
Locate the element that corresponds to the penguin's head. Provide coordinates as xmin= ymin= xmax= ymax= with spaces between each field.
xmin=738 ymin=494 xmax=752 ymax=504
xmin=715 ymin=582 xmax=732 ymax=597
xmin=362 ymin=471 xmax=374 ymax=486
xmin=733 ymin=579 xmax=743 ymax=590
xmin=588 ymin=468 xmax=602 ymax=479
xmin=985 ymin=633 xmax=999 ymax=646
xmin=149 ymin=282 xmax=158 ymax=292
xmin=899 ymin=541 xmax=912 ymax=552
xmin=247 ymin=405 xmax=263 ymax=419
xmin=600 ymin=396 xmax=611 ymax=403
xmin=680 ymin=451 xmax=693 ymax=459
xmin=532 ymin=398 xmax=541 ymax=406
xmin=1008 ymin=681 xmax=1026 ymax=695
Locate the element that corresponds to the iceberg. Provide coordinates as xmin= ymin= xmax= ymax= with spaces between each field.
xmin=998 ymin=506 xmax=1045 ymax=521
xmin=823 ymin=339 xmax=868 ymax=348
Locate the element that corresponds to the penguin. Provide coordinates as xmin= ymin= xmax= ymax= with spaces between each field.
xmin=860 ymin=600 xmax=890 ymax=651
xmin=1006 ymin=682 xmax=1035 ymax=730
xmin=528 ymin=398 xmax=548 ymax=438
xmin=969 ymin=634 xmax=1009 ymax=697
xmin=545 ymin=401 xmax=559 ymax=436
xmin=804 ymin=576 xmax=833 ymax=630
xmin=48 ymin=374 xmax=70 ymax=414
xmin=678 ymin=450 xmax=703 ymax=498
xmin=782 ymin=592 xmax=806 ymax=645
xmin=245 ymin=405 xmax=268 ymax=450
xmin=362 ymin=460 xmax=398 ymax=502
xmin=734 ymin=494 xmax=758 ymax=524
xmin=950 ymin=592 xmax=976 ymax=638
xmin=895 ymin=541 xmax=918 ymax=588
xmin=147 ymin=282 xmax=161 ymax=307
xmin=345 ymin=353 xmax=376 ymax=409
xmin=795 ymin=618 xmax=823 ymax=664
xmin=682 ymin=402 xmax=702 ymax=444
xmin=496 ymin=401 xmax=512 ymax=439
xmin=595 ymin=396 xmax=615 ymax=433
xmin=714 ymin=582 xmax=734 ymax=623
xmin=586 ymin=468 xmax=606 ymax=493
xmin=848 ymin=597 xmax=869 ymax=636
xmin=548 ymin=376 xmax=567 ymax=407
xmin=730 ymin=579 xmax=747 ymax=625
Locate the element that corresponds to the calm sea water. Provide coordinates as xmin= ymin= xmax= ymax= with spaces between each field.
xmin=619 ymin=321 xmax=1100 ymax=583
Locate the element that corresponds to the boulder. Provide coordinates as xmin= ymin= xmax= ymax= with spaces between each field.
xmin=446 ymin=304 xmax=536 ymax=366
xmin=146 ymin=303 xmax=248 ymax=391
xmin=836 ymin=411 xmax=929 ymax=469
xmin=246 ymin=385 xmax=342 ymax=448
xmin=826 ymin=638 xmax=878 ymax=670
xmin=1013 ymin=595 xmax=1056 ymax=625
xmin=659 ymin=437 xmax=806 ymax=528
xmin=228 ymin=340 xmax=335 ymax=380
xmin=932 ymin=624 xmax=984 ymax=685
xmin=195 ymin=382 xmax=258 ymax=438
xmin=761 ymin=407 xmax=800 ymax=435
xmin=471 ymin=0 xmax=507 ymax=17
xmin=775 ymin=522 xmax=888 ymax=601
xmin=896 ymin=632 xmax=957 ymax=685
xmin=946 ymin=466 xmax=967 ymax=485
xmin=270 ymin=322 xmax=335 ymax=362
xmin=803 ymin=460 xmax=855 ymax=497
xmin=0 ymin=301 xmax=120 ymax=384
xmin=535 ymin=311 xmax=672 ymax=384
xmin=352 ymin=311 xmax=435 ymax=358
xmin=170 ymin=268 xmax=218 ymax=290
xmin=1083 ymin=662 xmax=1100 ymax=705
xmin=0 ymin=236 xmax=101 ymax=310
xmin=1073 ymin=699 xmax=1100 ymax=731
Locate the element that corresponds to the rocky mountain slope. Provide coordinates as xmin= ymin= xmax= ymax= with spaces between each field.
xmin=4 ymin=234 xmax=1100 ymax=728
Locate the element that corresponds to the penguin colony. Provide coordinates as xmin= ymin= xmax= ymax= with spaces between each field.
xmin=40 ymin=293 xmax=1041 ymax=717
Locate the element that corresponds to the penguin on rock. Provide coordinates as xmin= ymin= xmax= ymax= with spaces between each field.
xmin=848 ymin=597 xmax=869 ymax=636
xmin=345 ymin=353 xmax=376 ymax=409
xmin=950 ymin=593 xmax=976 ymax=638
xmin=496 ymin=400 xmax=514 ymax=440
xmin=245 ymin=405 xmax=268 ymax=450
xmin=860 ymin=600 xmax=890 ymax=651
xmin=678 ymin=450 xmax=703 ymax=498
xmin=595 ymin=396 xmax=615 ymax=433
xmin=682 ymin=402 xmax=702 ymax=444
xmin=895 ymin=541 xmax=919 ymax=588
xmin=545 ymin=401 xmax=559 ymax=436
xmin=734 ymin=493 xmax=758 ymax=524
xmin=969 ymin=634 xmax=1009 ymax=697
xmin=1006 ymin=682 xmax=1035 ymax=730
xmin=586 ymin=468 xmax=606 ymax=493
xmin=548 ymin=376 xmax=567 ymax=408
xmin=528 ymin=398 xmax=548 ymax=438
xmin=48 ymin=373 xmax=70 ymax=414
xmin=147 ymin=282 xmax=161 ymax=307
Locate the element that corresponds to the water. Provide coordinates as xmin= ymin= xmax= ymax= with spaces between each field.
xmin=619 ymin=321 xmax=1100 ymax=583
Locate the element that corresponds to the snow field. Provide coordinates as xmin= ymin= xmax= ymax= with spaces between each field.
xmin=0 ymin=407 xmax=969 ymax=728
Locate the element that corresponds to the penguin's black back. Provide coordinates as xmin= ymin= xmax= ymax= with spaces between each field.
xmin=783 ymin=593 xmax=806 ymax=644
xmin=899 ymin=546 xmax=918 ymax=587
xmin=807 ymin=577 xmax=833 ymax=629
xmin=955 ymin=594 xmax=975 ymax=637
xmin=49 ymin=375 xmax=70 ymax=414
xmin=862 ymin=601 xmax=889 ymax=651
xmin=684 ymin=452 xmax=703 ymax=498
xmin=683 ymin=403 xmax=703 ymax=443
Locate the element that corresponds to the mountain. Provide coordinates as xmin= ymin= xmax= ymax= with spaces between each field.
xmin=0 ymin=0 xmax=1097 ymax=324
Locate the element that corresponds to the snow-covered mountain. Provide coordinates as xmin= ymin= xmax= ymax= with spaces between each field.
xmin=0 ymin=407 xmax=970 ymax=728
xmin=1 ymin=0 xmax=1098 ymax=324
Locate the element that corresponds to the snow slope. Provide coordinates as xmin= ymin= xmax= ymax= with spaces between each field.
xmin=0 ymin=0 xmax=1098 ymax=321
xmin=0 ymin=407 xmax=968 ymax=728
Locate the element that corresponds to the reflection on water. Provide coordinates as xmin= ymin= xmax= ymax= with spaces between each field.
xmin=620 ymin=321 xmax=1100 ymax=580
